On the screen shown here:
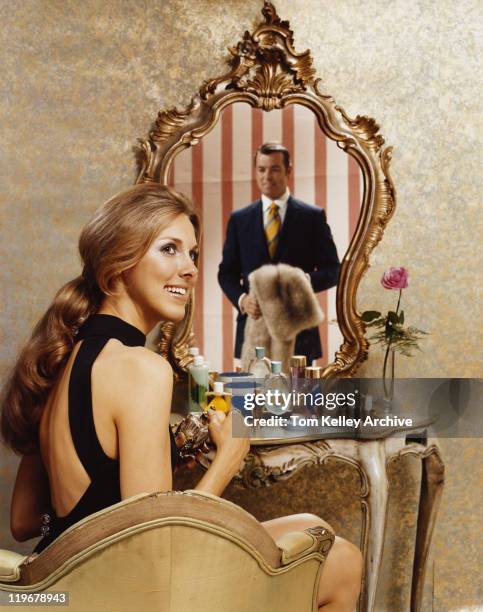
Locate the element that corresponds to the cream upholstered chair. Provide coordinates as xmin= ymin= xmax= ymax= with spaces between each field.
xmin=0 ymin=490 xmax=334 ymax=612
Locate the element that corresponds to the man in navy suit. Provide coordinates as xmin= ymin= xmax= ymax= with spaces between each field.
xmin=218 ymin=142 xmax=340 ymax=364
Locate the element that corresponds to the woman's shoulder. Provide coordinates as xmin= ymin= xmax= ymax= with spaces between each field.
xmin=94 ymin=343 xmax=173 ymax=414
xmin=98 ymin=341 xmax=172 ymax=376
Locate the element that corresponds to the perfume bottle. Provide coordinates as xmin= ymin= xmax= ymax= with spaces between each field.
xmin=304 ymin=366 xmax=322 ymax=415
xmin=188 ymin=355 xmax=209 ymax=412
xmin=203 ymin=360 xmax=217 ymax=389
xmin=205 ymin=381 xmax=232 ymax=414
xmin=264 ymin=360 xmax=290 ymax=416
xmin=290 ymin=355 xmax=307 ymax=410
xmin=248 ymin=346 xmax=271 ymax=392
xmin=290 ymin=355 xmax=307 ymax=381
xmin=304 ymin=366 xmax=322 ymax=379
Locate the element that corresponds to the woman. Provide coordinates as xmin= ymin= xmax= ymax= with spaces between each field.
xmin=1 ymin=183 xmax=361 ymax=611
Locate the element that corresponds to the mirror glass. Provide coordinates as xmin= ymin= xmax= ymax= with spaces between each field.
xmin=168 ymin=102 xmax=363 ymax=372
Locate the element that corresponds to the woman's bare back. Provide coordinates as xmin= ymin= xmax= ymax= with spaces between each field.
xmin=39 ymin=338 xmax=124 ymax=518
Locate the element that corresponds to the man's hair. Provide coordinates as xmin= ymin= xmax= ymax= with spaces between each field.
xmin=254 ymin=142 xmax=290 ymax=170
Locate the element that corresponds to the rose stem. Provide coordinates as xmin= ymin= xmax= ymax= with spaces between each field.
xmin=382 ymin=289 xmax=402 ymax=398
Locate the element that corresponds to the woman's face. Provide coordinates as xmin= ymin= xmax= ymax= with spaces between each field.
xmin=123 ymin=214 xmax=198 ymax=326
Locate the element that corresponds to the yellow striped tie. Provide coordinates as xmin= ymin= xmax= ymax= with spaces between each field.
xmin=265 ymin=202 xmax=281 ymax=259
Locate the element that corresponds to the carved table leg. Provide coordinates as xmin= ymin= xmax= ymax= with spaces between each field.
xmin=357 ymin=440 xmax=389 ymax=612
xmin=410 ymin=447 xmax=445 ymax=612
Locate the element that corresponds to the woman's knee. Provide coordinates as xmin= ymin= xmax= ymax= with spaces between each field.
xmin=294 ymin=513 xmax=326 ymax=528
xmin=332 ymin=536 xmax=363 ymax=581
xmin=292 ymin=518 xmax=363 ymax=574
xmin=262 ymin=513 xmax=328 ymax=541
xmin=318 ymin=537 xmax=363 ymax=607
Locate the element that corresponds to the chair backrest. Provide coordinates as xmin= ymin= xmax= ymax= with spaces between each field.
xmin=1 ymin=491 xmax=323 ymax=612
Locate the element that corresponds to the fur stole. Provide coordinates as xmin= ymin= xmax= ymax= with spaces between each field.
xmin=240 ymin=264 xmax=324 ymax=372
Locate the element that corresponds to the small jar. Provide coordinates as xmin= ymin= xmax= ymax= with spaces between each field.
xmin=304 ymin=366 xmax=322 ymax=379
xmin=290 ymin=355 xmax=307 ymax=380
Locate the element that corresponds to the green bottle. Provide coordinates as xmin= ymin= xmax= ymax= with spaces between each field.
xmin=188 ymin=355 xmax=209 ymax=412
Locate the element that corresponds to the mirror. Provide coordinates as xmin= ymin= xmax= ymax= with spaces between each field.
xmin=168 ymin=103 xmax=362 ymax=372
xmin=137 ymin=1 xmax=395 ymax=377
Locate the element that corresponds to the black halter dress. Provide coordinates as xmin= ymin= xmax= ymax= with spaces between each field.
xmin=34 ymin=314 xmax=178 ymax=553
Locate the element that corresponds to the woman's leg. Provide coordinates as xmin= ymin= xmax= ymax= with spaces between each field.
xmin=262 ymin=514 xmax=363 ymax=612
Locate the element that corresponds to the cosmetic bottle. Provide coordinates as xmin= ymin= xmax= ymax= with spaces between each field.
xmin=264 ymin=360 xmax=290 ymax=416
xmin=290 ymin=355 xmax=307 ymax=381
xmin=304 ymin=366 xmax=322 ymax=379
xmin=205 ymin=381 xmax=232 ymax=414
xmin=248 ymin=346 xmax=271 ymax=395
xmin=188 ymin=347 xmax=200 ymax=358
xmin=304 ymin=366 xmax=322 ymax=415
xmin=202 ymin=360 xmax=217 ymax=389
xmin=248 ymin=346 xmax=271 ymax=378
xmin=188 ymin=355 xmax=209 ymax=412
xmin=289 ymin=355 xmax=307 ymax=409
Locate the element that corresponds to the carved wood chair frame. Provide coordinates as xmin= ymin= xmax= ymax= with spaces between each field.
xmin=136 ymin=1 xmax=396 ymax=378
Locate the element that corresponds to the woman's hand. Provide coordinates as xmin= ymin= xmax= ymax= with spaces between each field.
xmin=207 ymin=409 xmax=250 ymax=466
xmin=194 ymin=410 xmax=250 ymax=497
xmin=173 ymin=429 xmax=209 ymax=471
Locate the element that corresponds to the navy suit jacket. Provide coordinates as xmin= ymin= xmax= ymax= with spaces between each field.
xmin=218 ymin=196 xmax=340 ymax=362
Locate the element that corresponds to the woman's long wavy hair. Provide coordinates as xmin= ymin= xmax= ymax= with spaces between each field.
xmin=1 ymin=183 xmax=200 ymax=455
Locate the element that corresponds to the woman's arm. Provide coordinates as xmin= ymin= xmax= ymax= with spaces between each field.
xmin=112 ymin=349 xmax=174 ymax=499
xmin=10 ymin=454 xmax=50 ymax=541
xmin=194 ymin=411 xmax=250 ymax=497
xmin=111 ymin=348 xmax=249 ymax=500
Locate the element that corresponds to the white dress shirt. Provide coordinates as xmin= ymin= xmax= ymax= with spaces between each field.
xmin=238 ymin=190 xmax=291 ymax=312
xmin=261 ymin=188 xmax=290 ymax=226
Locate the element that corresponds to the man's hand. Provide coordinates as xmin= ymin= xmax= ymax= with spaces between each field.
xmin=241 ymin=294 xmax=262 ymax=319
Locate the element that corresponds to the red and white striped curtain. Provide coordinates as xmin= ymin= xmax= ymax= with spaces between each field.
xmin=170 ymin=103 xmax=361 ymax=372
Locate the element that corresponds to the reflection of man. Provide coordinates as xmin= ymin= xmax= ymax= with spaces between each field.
xmin=218 ymin=142 xmax=340 ymax=364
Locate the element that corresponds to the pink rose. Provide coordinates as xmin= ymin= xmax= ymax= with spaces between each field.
xmin=381 ymin=267 xmax=409 ymax=290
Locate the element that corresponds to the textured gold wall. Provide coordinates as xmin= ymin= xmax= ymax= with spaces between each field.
xmin=0 ymin=1 xmax=481 ymax=609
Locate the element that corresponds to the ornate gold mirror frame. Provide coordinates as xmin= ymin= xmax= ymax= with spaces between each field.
xmin=136 ymin=1 xmax=395 ymax=378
